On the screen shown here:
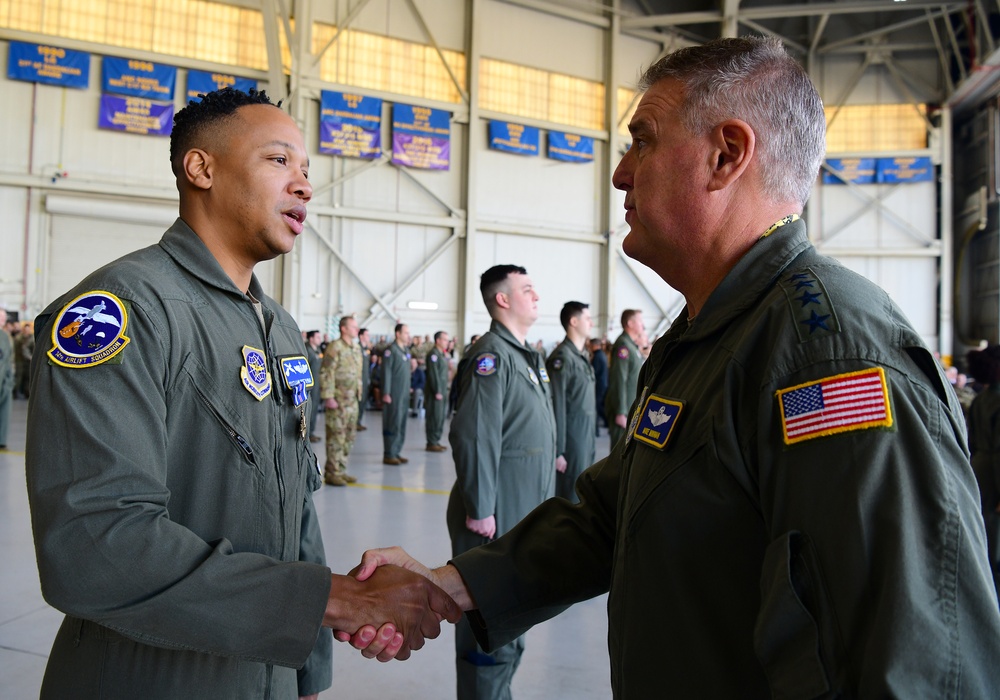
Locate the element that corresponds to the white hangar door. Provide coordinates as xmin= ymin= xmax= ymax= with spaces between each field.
xmin=43 ymin=195 xmax=172 ymax=307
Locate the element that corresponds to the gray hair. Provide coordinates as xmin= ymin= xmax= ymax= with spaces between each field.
xmin=639 ymin=36 xmax=825 ymax=207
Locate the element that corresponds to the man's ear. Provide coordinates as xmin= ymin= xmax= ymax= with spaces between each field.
xmin=494 ymin=291 xmax=511 ymax=311
xmin=182 ymin=149 xmax=213 ymax=191
xmin=708 ymin=119 xmax=755 ymax=192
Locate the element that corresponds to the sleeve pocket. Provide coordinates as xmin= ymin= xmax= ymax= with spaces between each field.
xmin=754 ymin=530 xmax=832 ymax=700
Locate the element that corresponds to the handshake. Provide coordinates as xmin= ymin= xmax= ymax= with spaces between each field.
xmin=325 ymin=547 xmax=472 ymax=662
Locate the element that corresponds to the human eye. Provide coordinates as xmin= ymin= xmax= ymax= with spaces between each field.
xmin=271 ymin=155 xmax=287 ymax=165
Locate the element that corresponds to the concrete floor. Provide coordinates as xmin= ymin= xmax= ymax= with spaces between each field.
xmin=0 ymin=398 xmax=612 ymax=699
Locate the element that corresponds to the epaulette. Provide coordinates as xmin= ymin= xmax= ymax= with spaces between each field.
xmin=777 ymin=267 xmax=841 ymax=343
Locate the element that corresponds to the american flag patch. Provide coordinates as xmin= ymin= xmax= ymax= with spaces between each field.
xmin=776 ymin=367 xmax=892 ymax=445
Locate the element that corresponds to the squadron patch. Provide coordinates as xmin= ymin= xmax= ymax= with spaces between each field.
xmin=48 ymin=291 xmax=131 ymax=368
xmin=430 ymin=354 xmax=438 ymax=363
xmin=617 ymin=346 xmax=630 ymax=359
xmin=551 ymin=358 xmax=563 ymax=371
xmin=776 ymin=367 xmax=892 ymax=445
xmin=240 ymin=345 xmax=272 ymax=401
xmin=475 ymin=353 xmax=497 ymax=376
xmin=527 ymin=367 xmax=539 ymax=384
xmin=632 ymin=394 xmax=683 ymax=449
xmin=384 ymin=349 xmax=392 ymax=358
xmin=279 ymin=355 xmax=313 ymax=407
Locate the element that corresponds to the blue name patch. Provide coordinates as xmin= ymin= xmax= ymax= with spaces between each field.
xmin=632 ymin=394 xmax=683 ymax=449
xmin=280 ymin=355 xmax=314 ymax=389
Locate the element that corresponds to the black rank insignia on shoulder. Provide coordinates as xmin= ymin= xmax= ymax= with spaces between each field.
xmin=778 ymin=268 xmax=841 ymax=343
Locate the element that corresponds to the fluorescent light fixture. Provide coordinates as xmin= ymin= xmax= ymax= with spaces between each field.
xmin=407 ymin=301 xmax=439 ymax=310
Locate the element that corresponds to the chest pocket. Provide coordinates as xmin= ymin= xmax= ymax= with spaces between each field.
xmin=177 ymin=352 xmax=264 ymax=476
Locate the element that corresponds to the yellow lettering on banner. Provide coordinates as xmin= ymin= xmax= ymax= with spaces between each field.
xmin=213 ymin=74 xmax=236 ymax=87
xmin=642 ymin=427 xmax=660 ymax=439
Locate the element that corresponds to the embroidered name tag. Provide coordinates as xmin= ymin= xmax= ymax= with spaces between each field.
xmin=776 ymin=367 xmax=892 ymax=445
xmin=632 ymin=394 xmax=683 ymax=449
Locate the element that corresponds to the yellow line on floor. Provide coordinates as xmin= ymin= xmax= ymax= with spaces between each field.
xmin=347 ymin=482 xmax=451 ymax=496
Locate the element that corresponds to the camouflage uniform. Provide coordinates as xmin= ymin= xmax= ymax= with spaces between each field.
xmin=320 ymin=337 xmax=363 ymax=484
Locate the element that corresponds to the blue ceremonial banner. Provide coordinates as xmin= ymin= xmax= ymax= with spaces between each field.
xmin=548 ymin=131 xmax=594 ymax=163
xmin=102 ymin=57 xmax=176 ymax=100
xmin=8 ymin=42 xmax=89 ymax=89
xmin=319 ymin=91 xmax=382 ymax=159
xmin=877 ymin=156 xmax=934 ymax=184
xmin=488 ymin=121 xmax=539 ymax=156
xmin=98 ymin=94 xmax=173 ymax=136
xmin=186 ymin=70 xmax=257 ymax=101
xmin=392 ymin=104 xmax=451 ymax=170
xmin=823 ymin=158 xmax=877 ymax=185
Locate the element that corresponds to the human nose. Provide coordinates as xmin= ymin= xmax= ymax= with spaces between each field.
xmin=292 ymin=171 xmax=312 ymax=202
xmin=612 ymin=149 xmax=633 ymax=191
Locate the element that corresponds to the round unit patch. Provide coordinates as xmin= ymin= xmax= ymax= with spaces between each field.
xmin=475 ymin=353 xmax=497 ymax=376
xmin=48 ymin=291 xmax=131 ymax=368
xmin=617 ymin=347 xmax=630 ymax=359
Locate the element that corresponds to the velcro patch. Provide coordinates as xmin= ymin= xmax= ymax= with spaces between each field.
xmin=617 ymin=346 xmax=629 ymax=359
xmin=632 ymin=394 xmax=683 ymax=449
xmin=48 ymin=291 xmax=131 ymax=368
xmin=475 ymin=353 xmax=497 ymax=376
xmin=776 ymin=367 xmax=892 ymax=445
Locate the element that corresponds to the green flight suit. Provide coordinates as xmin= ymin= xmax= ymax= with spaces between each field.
xmin=26 ymin=220 xmax=333 ymax=699
xmin=452 ymin=219 xmax=1000 ymax=699
xmin=425 ymin=345 xmax=450 ymax=447
xmin=381 ymin=342 xmax=411 ymax=459
xmin=546 ymin=337 xmax=596 ymax=503
xmin=0 ymin=327 xmax=12 ymax=447
xmin=967 ymin=384 xmax=1000 ymax=600
xmin=448 ymin=320 xmax=556 ymax=700
xmin=604 ymin=332 xmax=642 ymax=447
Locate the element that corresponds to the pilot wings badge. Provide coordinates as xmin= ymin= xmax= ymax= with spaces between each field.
xmin=48 ymin=291 xmax=130 ymax=368
xmin=632 ymin=394 xmax=683 ymax=450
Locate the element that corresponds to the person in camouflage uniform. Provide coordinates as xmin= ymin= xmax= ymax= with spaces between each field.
xmin=320 ymin=315 xmax=364 ymax=486
xmin=425 ymin=330 xmax=451 ymax=452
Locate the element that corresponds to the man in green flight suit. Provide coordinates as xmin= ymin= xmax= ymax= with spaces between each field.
xmin=425 ymin=330 xmax=451 ymax=452
xmin=546 ymin=301 xmax=596 ymax=503
xmin=446 ymin=264 xmax=556 ymax=700
xmin=320 ymin=315 xmax=364 ymax=486
xmin=344 ymin=38 xmax=1000 ymax=697
xmin=381 ymin=322 xmax=412 ymax=465
xmin=604 ymin=308 xmax=644 ymax=447
xmin=24 ymin=87 xmax=460 ymax=699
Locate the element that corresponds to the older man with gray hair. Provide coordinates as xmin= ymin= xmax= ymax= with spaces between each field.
xmin=347 ymin=37 xmax=1000 ymax=698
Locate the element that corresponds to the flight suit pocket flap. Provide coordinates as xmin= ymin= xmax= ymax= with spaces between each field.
xmin=754 ymin=531 xmax=830 ymax=700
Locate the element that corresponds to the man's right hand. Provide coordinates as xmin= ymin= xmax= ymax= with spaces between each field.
xmin=324 ymin=398 xmax=339 ymax=409
xmin=466 ymin=515 xmax=496 ymax=539
xmin=383 ymin=394 xmax=392 ymax=404
xmin=614 ymin=413 xmax=627 ymax=428
xmin=324 ymin=565 xmax=460 ymax=662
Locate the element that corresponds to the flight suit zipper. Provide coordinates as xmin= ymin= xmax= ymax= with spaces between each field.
xmin=197 ymin=393 xmax=256 ymax=465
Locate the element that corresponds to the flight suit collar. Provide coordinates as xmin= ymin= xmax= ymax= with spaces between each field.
xmin=158 ymin=218 xmax=267 ymax=301
xmin=664 ymin=218 xmax=812 ymax=344
xmin=490 ymin=320 xmax=533 ymax=356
